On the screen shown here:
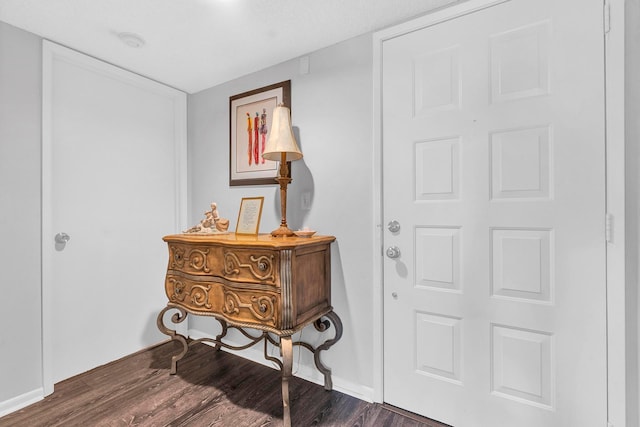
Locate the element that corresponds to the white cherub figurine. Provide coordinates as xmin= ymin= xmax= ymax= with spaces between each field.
xmin=184 ymin=202 xmax=229 ymax=233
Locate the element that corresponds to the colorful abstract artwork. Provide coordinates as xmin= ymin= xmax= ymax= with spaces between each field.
xmin=229 ymin=80 xmax=291 ymax=186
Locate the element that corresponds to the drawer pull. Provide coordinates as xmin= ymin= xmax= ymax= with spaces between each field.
xmin=171 ymin=247 xmax=185 ymax=268
xmin=224 ymin=252 xmax=275 ymax=281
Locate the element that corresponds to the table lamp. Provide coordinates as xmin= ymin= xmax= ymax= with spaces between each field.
xmin=262 ymin=104 xmax=303 ymax=237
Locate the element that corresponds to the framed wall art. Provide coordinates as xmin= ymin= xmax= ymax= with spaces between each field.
xmin=229 ymin=80 xmax=291 ymax=186
xmin=235 ymin=197 xmax=264 ymax=235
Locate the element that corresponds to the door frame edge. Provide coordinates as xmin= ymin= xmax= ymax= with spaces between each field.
xmin=604 ymin=0 xmax=630 ymax=425
xmin=41 ymin=39 xmax=55 ymax=397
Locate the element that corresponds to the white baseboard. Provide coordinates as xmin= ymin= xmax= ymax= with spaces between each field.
xmin=0 ymin=388 xmax=44 ymax=417
xmin=187 ymin=328 xmax=374 ymax=403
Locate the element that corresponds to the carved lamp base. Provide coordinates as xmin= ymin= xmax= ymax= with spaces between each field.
xmin=271 ymin=224 xmax=295 ymax=237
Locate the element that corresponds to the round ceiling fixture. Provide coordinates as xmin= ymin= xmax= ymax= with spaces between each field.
xmin=118 ymin=32 xmax=145 ymax=48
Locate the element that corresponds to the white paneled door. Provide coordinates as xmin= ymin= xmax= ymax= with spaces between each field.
xmin=42 ymin=42 xmax=186 ymax=389
xmin=381 ymin=1 xmax=606 ymax=426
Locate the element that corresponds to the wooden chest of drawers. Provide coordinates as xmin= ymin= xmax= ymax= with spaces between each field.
xmin=157 ymin=233 xmax=342 ymax=427
xmin=164 ymin=233 xmax=335 ymax=331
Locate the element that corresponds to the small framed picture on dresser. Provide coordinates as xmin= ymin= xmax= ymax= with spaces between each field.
xmin=235 ymin=197 xmax=264 ymax=235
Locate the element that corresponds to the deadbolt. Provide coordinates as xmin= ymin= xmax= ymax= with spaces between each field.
xmin=387 ymin=220 xmax=400 ymax=233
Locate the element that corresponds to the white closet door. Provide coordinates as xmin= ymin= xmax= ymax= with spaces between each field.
xmin=42 ymin=41 xmax=186 ymax=388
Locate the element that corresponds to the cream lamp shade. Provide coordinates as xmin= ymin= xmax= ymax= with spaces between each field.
xmin=262 ymin=104 xmax=303 ymax=162
xmin=261 ymin=103 xmax=302 ymax=237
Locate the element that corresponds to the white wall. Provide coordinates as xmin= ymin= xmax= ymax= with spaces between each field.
xmin=0 ymin=22 xmax=43 ymax=407
xmin=187 ymin=34 xmax=375 ymax=398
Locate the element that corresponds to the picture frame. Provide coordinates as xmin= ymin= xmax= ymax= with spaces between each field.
xmin=235 ymin=197 xmax=264 ymax=235
xmin=229 ymin=80 xmax=291 ymax=186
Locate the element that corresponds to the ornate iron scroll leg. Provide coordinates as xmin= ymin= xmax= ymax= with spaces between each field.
xmin=280 ymin=336 xmax=293 ymax=427
xmin=313 ymin=311 xmax=343 ymax=391
xmin=156 ymin=305 xmax=189 ymax=375
xmin=213 ymin=319 xmax=228 ymax=351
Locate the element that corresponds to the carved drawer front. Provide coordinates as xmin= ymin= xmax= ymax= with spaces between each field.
xmin=168 ymin=244 xmax=278 ymax=286
xmin=165 ymin=275 xmax=281 ymax=328
xmin=165 ymin=275 xmax=214 ymax=312
xmin=221 ymin=288 xmax=280 ymax=328
xmin=168 ymin=244 xmax=214 ymax=275
xmin=222 ymin=248 xmax=278 ymax=285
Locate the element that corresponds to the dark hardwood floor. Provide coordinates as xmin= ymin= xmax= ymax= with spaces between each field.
xmin=0 ymin=341 xmax=448 ymax=427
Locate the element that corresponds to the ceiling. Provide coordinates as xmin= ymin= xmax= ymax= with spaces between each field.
xmin=0 ymin=0 xmax=460 ymax=93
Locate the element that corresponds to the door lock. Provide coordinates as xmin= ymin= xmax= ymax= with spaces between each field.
xmin=386 ymin=246 xmax=401 ymax=259
xmin=55 ymin=232 xmax=71 ymax=244
xmin=387 ymin=220 xmax=400 ymax=233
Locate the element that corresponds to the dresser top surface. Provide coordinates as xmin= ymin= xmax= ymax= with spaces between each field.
xmin=163 ymin=233 xmax=335 ymax=248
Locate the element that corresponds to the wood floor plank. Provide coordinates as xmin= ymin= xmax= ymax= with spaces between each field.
xmin=0 ymin=341 xmax=444 ymax=427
